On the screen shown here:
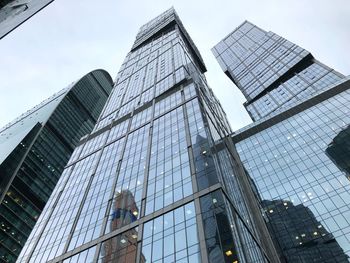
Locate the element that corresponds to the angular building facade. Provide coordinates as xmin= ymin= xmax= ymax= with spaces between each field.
xmin=212 ymin=21 xmax=345 ymax=121
xmin=0 ymin=0 xmax=54 ymax=39
xmin=326 ymin=125 xmax=350 ymax=181
xmin=18 ymin=8 xmax=280 ymax=263
xmin=214 ymin=22 xmax=350 ymax=262
xmin=0 ymin=69 xmax=113 ymax=262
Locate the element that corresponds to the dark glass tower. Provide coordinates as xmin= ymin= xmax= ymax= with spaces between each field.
xmin=214 ymin=22 xmax=350 ymax=262
xmin=0 ymin=69 xmax=113 ymax=263
xmin=212 ymin=21 xmax=345 ymax=121
xmin=0 ymin=0 xmax=53 ymax=39
xmin=326 ymin=125 xmax=350 ymax=181
xmin=18 ymin=8 xmax=280 ymax=263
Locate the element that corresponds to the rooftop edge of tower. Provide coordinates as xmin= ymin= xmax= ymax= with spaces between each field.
xmin=131 ymin=7 xmax=207 ymax=73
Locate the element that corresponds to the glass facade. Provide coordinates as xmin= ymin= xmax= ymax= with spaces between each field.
xmin=235 ymin=86 xmax=350 ymax=262
xmin=0 ymin=0 xmax=54 ymax=39
xmin=212 ymin=21 xmax=344 ymax=121
xmin=18 ymin=8 xmax=279 ymax=263
xmin=0 ymin=70 xmax=113 ymax=263
xmin=141 ymin=202 xmax=200 ymax=263
xmin=213 ymin=20 xmax=350 ymax=262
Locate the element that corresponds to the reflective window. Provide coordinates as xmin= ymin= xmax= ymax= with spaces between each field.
xmin=98 ymin=228 xmax=139 ymax=263
xmin=63 ymin=246 xmax=96 ymax=263
xmin=27 ymin=151 xmax=101 ymax=262
xmin=213 ymin=21 xmax=344 ymax=121
xmin=106 ymin=125 xmax=150 ymax=233
xmin=146 ymin=107 xmax=191 ymax=215
xmin=237 ymin=89 xmax=350 ymax=260
xmin=142 ymin=202 xmax=200 ymax=263
xmin=200 ymin=190 xmax=266 ymax=263
xmin=20 ymin=10 xmax=270 ymax=263
xmin=67 ymin=138 xmax=125 ymax=251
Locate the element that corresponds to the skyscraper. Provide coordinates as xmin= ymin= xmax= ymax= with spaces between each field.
xmin=212 ymin=21 xmax=345 ymax=121
xmin=18 ymin=8 xmax=280 ymax=263
xmin=326 ymin=125 xmax=350 ymax=181
xmin=0 ymin=0 xmax=53 ymax=39
xmin=0 ymin=69 xmax=113 ymax=262
xmin=214 ymin=21 xmax=350 ymax=262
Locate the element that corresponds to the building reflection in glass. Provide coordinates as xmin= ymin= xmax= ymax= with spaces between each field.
xmin=193 ymin=134 xmax=220 ymax=191
xmin=109 ymin=190 xmax=139 ymax=231
xmin=141 ymin=201 xmax=201 ymax=263
xmin=262 ymin=200 xmax=349 ymax=262
xmin=200 ymin=190 xmax=241 ymax=263
xmin=194 ymin=135 xmax=242 ymax=261
xmin=100 ymin=190 xmax=145 ymax=263
xmin=235 ymin=90 xmax=350 ymax=261
xmin=326 ymin=125 xmax=350 ymax=181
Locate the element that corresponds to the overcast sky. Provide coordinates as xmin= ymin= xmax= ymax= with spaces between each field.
xmin=0 ymin=0 xmax=349 ymax=131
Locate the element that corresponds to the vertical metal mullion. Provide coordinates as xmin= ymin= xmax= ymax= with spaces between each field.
xmin=140 ymin=99 xmax=155 ymax=216
xmin=136 ymin=100 xmax=155 ymax=263
xmin=181 ymin=87 xmax=198 ymax=194
xmin=182 ymin=84 xmax=209 ymax=262
xmin=227 ymin=142 xmax=280 ymax=262
xmin=222 ymin=189 xmax=250 ymax=263
xmin=194 ymin=198 xmax=209 ymax=263
xmin=135 ymin=223 xmax=144 ymax=263
xmin=93 ymin=117 xmax=133 ymax=262
xmin=98 ymin=158 xmax=122 ymax=237
xmin=62 ymin=146 xmax=105 ymax=254
xmin=61 ymin=129 xmax=111 ymax=255
xmin=25 ymin=164 xmax=75 ymax=263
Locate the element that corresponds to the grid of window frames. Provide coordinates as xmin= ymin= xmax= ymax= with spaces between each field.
xmin=19 ymin=8 xmax=275 ymax=263
xmin=67 ymin=138 xmax=125 ymax=251
xmin=0 ymin=70 xmax=113 ymax=263
xmin=26 ymin=152 xmax=101 ymax=262
xmin=145 ymin=106 xmax=191 ymax=215
xmin=213 ymin=21 xmax=344 ymax=121
xmin=98 ymin=228 xmax=139 ymax=263
xmin=246 ymin=64 xmax=343 ymax=119
xmin=196 ymin=89 xmax=271 ymax=262
xmin=200 ymin=190 xmax=267 ymax=263
xmin=236 ymin=89 xmax=350 ymax=261
xmin=142 ymin=202 xmax=200 ymax=263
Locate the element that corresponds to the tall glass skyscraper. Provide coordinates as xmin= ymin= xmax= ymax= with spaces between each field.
xmin=212 ymin=21 xmax=345 ymax=121
xmin=0 ymin=69 xmax=113 ymax=263
xmin=0 ymin=0 xmax=54 ymax=39
xmin=18 ymin=8 xmax=280 ymax=263
xmin=214 ymin=21 xmax=350 ymax=262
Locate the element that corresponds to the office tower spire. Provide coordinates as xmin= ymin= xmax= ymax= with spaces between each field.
xmin=212 ymin=21 xmax=345 ymax=121
xmin=18 ymin=8 xmax=279 ymax=263
xmin=0 ymin=69 xmax=113 ymax=263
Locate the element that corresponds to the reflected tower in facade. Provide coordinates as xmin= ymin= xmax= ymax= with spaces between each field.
xmin=103 ymin=190 xmax=144 ymax=263
xmin=262 ymin=200 xmax=348 ymax=262
xmin=326 ymin=125 xmax=350 ymax=181
xmin=214 ymin=21 xmax=350 ymax=261
xmin=0 ymin=69 xmax=113 ymax=263
xmin=18 ymin=8 xmax=280 ymax=263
